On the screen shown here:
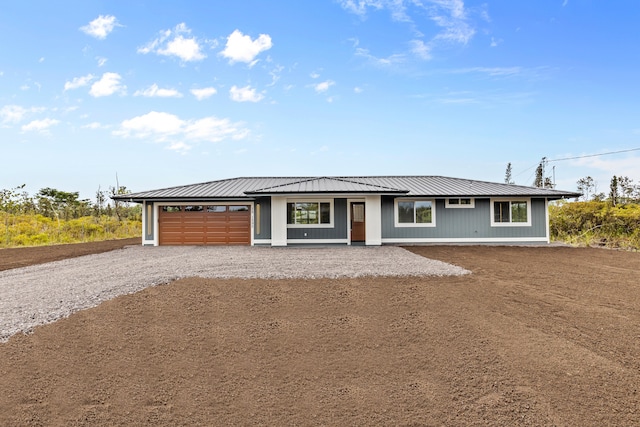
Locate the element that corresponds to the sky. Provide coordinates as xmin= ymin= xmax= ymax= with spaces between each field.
xmin=2 ymin=0 xmax=640 ymax=201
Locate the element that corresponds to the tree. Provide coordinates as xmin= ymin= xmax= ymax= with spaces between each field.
xmin=533 ymin=157 xmax=547 ymax=188
xmin=617 ymin=176 xmax=636 ymax=204
xmin=609 ymin=175 xmax=619 ymax=206
xmin=109 ymin=185 xmax=131 ymax=221
xmin=37 ymin=188 xmax=92 ymax=221
xmin=577 ymin=176 xmax=595 ymax=201
xmin=1 ymin=185 xmax=28 ymax=245
xmin=504 ymin=163 xmax=514 ymax=184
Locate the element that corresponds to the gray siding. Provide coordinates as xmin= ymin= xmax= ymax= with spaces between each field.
xmin=287 ymin=198 xmax=348 ymax=240
xmin=381 ymin=197 xmax=548 ymax=239
xmin=254 ymin=197 xmax=272 ymax=240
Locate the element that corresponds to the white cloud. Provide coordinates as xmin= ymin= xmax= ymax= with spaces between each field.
xmin=89 ymin=72 xmax=126 ymax=97
xmin=341 ymin=0 xmax=476 ymax=61
xmin=190 ymin=87 xmax=217 ymax=100
xmin=96 ymin=57 xmax=108 ymax=67
xmin=114 ymin=111 xmax=249 ymax=144
xmin=355 ymin=47 xmax=406 ymax=66
xmin=134 ymin=84 xmax=183 ymax=98
xmin=82 ymin=122 xmax=104 ymax=130
xmin=185 ymin=117 xmax=250 ymax=141
xmin=138 ymin=23 xmax=205 ymax=62
xmin=410 ymin=39 xmax=431 ymax=60
xmin=160 ymin=35 xmax=205 ymax=62
xmin=21 ymin=118 xmax=59 ymax=133
xmin=1 ymin=105 xmax=28 ymax=124
xmin=338 ymin=0 xmax=385 ymax=16
xmin=64 ymin=74 xmax=95 ymax=91
xmin=0 ymin=105 xmax=45 ymax=124
xmin=166 ymin=142 xmax=192 ymax=155
xmin=313 ymin=80 xmax=335 ymax=93
xmin=268 ymin=64 xmax=284 ymax=86
xmin=80 ymin=15 xmax=120 ymax=39
xmin=311 ymin=145 xmax=330 ymax=155
xmin=229 ymin=85 xmax=264 ymax=102
xmin=220 ymin=29 xmax=272 ymax=65
xmin=115 ymin=111 xmax=183 ymax=141
xmin=354 ymin=86 xmax=363 ymax=93
xmin=452 ymin=66 xmax=523 ymax=77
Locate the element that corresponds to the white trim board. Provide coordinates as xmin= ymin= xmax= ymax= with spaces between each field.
xmin=287 ymin=239 xmax=348 ymax=245
xmin=382 ymin=237 xmax=549 ymax=244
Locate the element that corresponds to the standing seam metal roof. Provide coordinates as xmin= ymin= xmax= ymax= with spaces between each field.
xmin=114 ymin=176 xmax=580 ymax=200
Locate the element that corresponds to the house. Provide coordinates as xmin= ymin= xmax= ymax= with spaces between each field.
xmin=112 ymin=176 xmax=580 ymax=247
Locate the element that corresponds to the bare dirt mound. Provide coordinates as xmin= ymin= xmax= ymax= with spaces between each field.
xmin=0 ymin=238 xmax=140 ymax=271
xmin=0 ymin=244 xmax=639 ymax=426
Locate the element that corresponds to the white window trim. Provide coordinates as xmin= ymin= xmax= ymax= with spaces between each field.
xmin=490 ymin=198 xmax=531 ymax=227
xmin=445 ymin=198 xmax=475 ymax=208
xmin=394 ymin=198 xmax=436 ymax=228
xmin=286 ymin=199 xmax=334 ymax=228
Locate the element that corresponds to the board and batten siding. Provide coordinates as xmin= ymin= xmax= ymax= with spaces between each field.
xmin=380 ymin=197 xmax=549 ymax=242
xmin=287 ymin=198 xmax=348 ymax=241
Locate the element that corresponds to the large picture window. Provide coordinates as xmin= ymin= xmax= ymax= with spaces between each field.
xmin=491 ymin=199 xmax=531 ymax=226
xmin=287 ymin=201 xmax=332 ymax=226
xmin=395 ymin=199 xmax=435 ymax=227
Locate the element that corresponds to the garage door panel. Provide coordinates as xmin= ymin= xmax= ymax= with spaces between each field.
xmin=159 ymin=205 xmax=251 ymax=245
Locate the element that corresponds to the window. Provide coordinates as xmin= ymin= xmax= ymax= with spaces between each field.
xmin=229 ymin=205 xmax=249 ymax=212
xmin=207 ymin=206 xmax=226 ymax=212
xmin=491 ymin=199 xmax=531 ymax=226
xmin=161 ymin=206 xmax=182 ymax=212
xmin=184 ymin=205 xmax=203 ymax=212
xmin=445 ymin=198 xmax=475 ymax=208
xmin=287 ymin=201 xmax=332 ymax=226
xmin=395 ymin=199 xmax=435 ymax=227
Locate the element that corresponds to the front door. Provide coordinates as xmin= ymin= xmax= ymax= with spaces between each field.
xmin=350 ymin=202 xmax=365 ymax=243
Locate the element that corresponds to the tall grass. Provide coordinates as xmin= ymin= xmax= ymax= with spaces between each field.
xmin=1 ymin=213 xmax=141 ymax=247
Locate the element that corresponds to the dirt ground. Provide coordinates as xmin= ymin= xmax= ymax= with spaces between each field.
xmin=0 ymin=238 xmax=140 ymax=271
xmin=0 ymin=243 xmax=639 ymax=426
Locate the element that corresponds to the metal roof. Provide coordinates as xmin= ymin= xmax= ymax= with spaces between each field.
xmin=114 ymin=176 xmax=580 ymax=201
xmin=246 ymin=177 xmax=408 ymax=195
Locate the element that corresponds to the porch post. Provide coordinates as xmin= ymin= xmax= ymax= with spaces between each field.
xmin=271 ymin=196 xmax=288 ymax=246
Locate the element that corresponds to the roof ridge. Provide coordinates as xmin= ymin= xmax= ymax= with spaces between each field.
xmin=331 ymin=176 xmax=407 ymax=192
xmin=249 ymin=177 xmax=319 ymax=192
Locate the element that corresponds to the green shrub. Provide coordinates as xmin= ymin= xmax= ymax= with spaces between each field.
xmin=550 ymin=201 xmax=640 ymax=250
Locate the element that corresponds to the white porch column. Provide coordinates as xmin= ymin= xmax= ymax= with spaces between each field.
xmin=271 ymin=196 xmax=288 ymax=246
xmin=365 ymin=195 xmax=382 ymax=246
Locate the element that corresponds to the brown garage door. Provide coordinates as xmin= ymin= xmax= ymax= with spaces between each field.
xmin=159 ymin=205 xmax=251 ymax=245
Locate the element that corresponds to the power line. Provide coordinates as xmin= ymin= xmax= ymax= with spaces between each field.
xmin=547 ymin=147 xmax=640 ymax=163
xmin=514 ymin=147 xmax=640 ymax=179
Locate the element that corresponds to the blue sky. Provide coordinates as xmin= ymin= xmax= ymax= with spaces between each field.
xmin=2 ymin=0 xmax=639 ymax=200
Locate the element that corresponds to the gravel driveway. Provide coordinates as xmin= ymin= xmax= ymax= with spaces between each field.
xmin=0 ymin=245 xmax=468 ymax=342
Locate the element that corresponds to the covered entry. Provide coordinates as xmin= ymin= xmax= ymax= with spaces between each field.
xmin=158 ymin=205 xmax=251 ymax=245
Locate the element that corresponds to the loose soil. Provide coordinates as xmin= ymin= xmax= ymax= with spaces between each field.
xmin=0 ymin=238 xmax=140 ymax=271
xmin=0 ymin=243 xmax=639 ymax=426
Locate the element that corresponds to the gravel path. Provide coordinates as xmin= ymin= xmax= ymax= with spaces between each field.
xmin=0 ymin=245 xmax=468 ymax=342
